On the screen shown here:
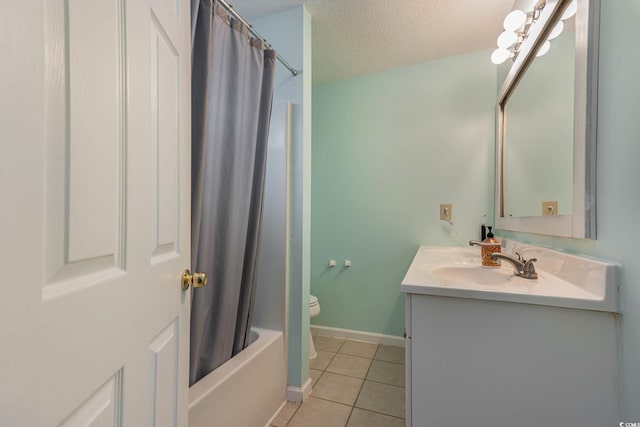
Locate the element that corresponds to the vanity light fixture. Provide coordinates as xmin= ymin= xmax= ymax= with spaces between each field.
xmin=491 ymin=2 xmax=546 ymax=64
xmin=492 ymin=0 xmax=577 ymax=64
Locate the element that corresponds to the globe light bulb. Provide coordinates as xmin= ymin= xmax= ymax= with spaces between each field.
xmin=491 ymin=48 xmax=511 ymax=65
xmin=562 ymin=0 xmax=577 ymax=20
xmin=548 ymin=21 xmax=564 ymax=40
xmin=497 ymin=31 xmax=518 ymax=49
xmin=503 ymin=10 xmax=527 ymax=32
xmin=536 ymin=41 xmax=551 ymax=57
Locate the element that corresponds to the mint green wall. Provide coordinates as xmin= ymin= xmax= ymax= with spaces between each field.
xmin=497 ymin=0 xmax=640 ymax=418
xmin=254 ymin=5 xmax=312 ymax=390
xmin=311 ymin=50 xmax=496 ymax=336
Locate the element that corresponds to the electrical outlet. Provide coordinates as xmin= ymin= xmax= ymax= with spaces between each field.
xmin=440 ymin=204 xmax=452 ymax=220
xmin=542 ymin=201 xmax=558 ymax=216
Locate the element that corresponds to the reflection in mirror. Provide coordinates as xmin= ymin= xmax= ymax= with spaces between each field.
xmin=496 ymin=0 xmax=599 ymax=238
xmin=503 ymin=16 xmax=575 ymax=217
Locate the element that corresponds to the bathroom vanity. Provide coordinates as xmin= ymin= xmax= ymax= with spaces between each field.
xmin=401 ymin=243 xmax=619 ymax=427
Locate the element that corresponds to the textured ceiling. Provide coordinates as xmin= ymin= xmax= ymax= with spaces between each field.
xmin=230 ymin=0 xmax=514 ymax=84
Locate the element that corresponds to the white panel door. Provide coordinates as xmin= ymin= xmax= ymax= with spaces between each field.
xmin=0 ymin=0 xmax=192 ymax=425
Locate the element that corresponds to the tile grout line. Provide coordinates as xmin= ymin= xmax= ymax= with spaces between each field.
xmin=282 ymin=401 xmax=302 ymax=427
xmin=320 ymin=339 xmax=372 ymax=427
xmin=347 ymin=343 xmax=378 ymax=425
xmin=342 ymin=363 xmax=370 ymax=426
xmin=343 ymin=406 xmax=355 ymax=427
xmin=296 ymin=395 xmax=407 ymax=424
xmin=295 ymin=339 xmax=406 ymax=426
xmin=310 ymin=349 xmax=338 ymax=371
xmin=365 ymin=378 xmax=406 ymax=389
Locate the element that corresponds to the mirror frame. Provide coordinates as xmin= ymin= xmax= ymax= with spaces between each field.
xmin=496 ymin=0 xmax=600 ymax=239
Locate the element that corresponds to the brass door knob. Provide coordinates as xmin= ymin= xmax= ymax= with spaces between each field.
xmin=182 ymin=269 xmax=208 ymax=290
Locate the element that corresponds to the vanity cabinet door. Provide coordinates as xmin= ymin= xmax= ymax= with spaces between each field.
xmin=409 ymin=294 xmax=618 ymax=427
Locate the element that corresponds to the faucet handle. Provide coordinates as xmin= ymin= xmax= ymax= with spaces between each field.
xmin=521 ymin=258 xmax=538 ymax=279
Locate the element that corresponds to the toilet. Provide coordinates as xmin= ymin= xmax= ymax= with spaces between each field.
xmin=309 ymin=295 xmax=321 ymax=359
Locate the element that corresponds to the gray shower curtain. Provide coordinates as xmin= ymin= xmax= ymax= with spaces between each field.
xmin=189 ymin=0 xmax=276 ymax=385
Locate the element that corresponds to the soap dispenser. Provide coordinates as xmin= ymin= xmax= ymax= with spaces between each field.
xmin=481 ymin=226 xmax=501 ymax=267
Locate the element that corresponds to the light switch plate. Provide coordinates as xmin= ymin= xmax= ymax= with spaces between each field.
xmin=440 ymin=204 xmax=452 ymax=220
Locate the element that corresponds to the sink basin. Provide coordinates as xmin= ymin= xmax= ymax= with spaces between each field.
xmin=431 ymin=266 xmax=512 ymax=286
xmin=401 ymin=243 xmax=619 ymax=312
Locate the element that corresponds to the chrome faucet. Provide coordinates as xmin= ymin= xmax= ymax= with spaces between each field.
xmin=490 ymin=252 xmax=538 ymax=279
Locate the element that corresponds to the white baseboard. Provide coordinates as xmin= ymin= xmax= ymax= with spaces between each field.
xmin=286 ymin=377 xmax=312 ymax=403
xmin=310 ymin=325 xmax=405 ymax=348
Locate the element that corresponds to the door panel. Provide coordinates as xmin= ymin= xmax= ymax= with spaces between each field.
xmin=66 ymin=0 xmax=124 ymax=263
xmin=0 ymin=0 xmax=191 ymax=425
xmin=43 ymin=0 xmax=127 ymax=297
xmin=150 ymin=320 xmax=180 ymax=427
xmin=151 ymin=15 xmax=182 ymax=261
xmin=59 ymin=371 xmax=123 ymax=427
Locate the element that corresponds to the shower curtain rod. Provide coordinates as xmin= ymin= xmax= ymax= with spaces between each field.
xmin=216 ymin=0 xmax=301 ymax=77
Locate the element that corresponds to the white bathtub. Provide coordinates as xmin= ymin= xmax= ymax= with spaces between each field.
xmin=188 ymin=327 xmax=286 ymax=427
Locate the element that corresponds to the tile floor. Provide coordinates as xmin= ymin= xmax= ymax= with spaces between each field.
xmin=270 ymin=336 xmax=406 ymax=427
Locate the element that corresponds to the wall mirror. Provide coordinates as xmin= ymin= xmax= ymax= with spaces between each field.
xmin=496 ymin=0 xmax=599 ymax=238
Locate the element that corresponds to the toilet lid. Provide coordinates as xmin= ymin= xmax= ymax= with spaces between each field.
xmin=309 ymin=295 xmax=318 ymax=306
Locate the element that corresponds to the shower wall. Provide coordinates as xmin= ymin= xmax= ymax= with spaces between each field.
xmin=253 ymin=103 xmax=291 ymax=334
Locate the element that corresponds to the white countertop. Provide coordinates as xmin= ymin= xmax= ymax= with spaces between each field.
xmin=401 ymin=243 xmax=619 ymax=312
